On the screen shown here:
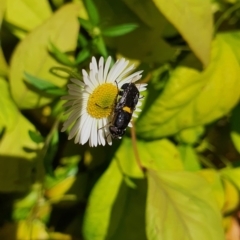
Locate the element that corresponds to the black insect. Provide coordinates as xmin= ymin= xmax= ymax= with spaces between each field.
xmin=109 ymin=83 xmax=140 ymax=139
xmin=115 ymin=83 xmax=140 ymax=111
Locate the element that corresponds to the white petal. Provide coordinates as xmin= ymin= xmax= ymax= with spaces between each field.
xmin=74 ymin=129 xmax=81 ymax=144
xmin=107 ymin=133 xmax=112 ymax=145
xmin=80 ymin=115 xmax=93 ymax=144
xmin=90 ymin=119 xmax=98 ymax=147
xmin=107 ymin=58 xmax=128 ymax=83
xmin=90 ymin=57 xmax=98 ymax=73
xmin=137 ymin=83 xmax=148 ymax=88
xmin=128 ymin=122 xmax=133 ymax=127
xmin=131 ymin=71 xmax=143 ymax=82
xmin=82 ymin=69 xmax=88 ymax=77
xmin=97 ymin=57 xmax=104 ymax=84
xmin=70 ymin=78 xmax=85 ymax=87
xmin=132 ymin=113 xmax=138 ymax=118
xmin=102 ymin=118 xmax=109 ymax=133
xmin=119 ymin=71 xmax=143 ymax=86
xmin=68 ymin=89 xmax=82 ymax=96
xmin=74 ymin=112 xmax=89 ymax=144
xmin=62 ymin=109 xmax=83 ymax=131
xmin=97 ymin=119 xmax=105 ymax=146
xmin=103 ymin=56 xmax=112 ymax=82
xmin=61 ymin=95 xmax=79 ymax=100
xmin=63 ymin=100 xmax=75 ymax=107
xmin=83 ymin=86 xmax=92 ymax=95
xmin=116 ymin=64 xmax=135 ymax=81
xmin=67 ymin=84 xmax=82 ymax=92
xmin=89 ymin=69 xmax=99 ymax=88
xmin=68 ymin=118 xmax=81 ymax=139
xmin=137 ymin=83 xmax=148 ymax=92
xmin=82 ymin=74 xmax=95 ymax=91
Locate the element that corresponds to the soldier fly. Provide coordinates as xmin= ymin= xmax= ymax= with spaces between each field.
xmin=109 ymin=83 xmax=140 ymax=139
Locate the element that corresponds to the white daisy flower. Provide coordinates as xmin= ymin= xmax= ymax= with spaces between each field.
xmin=61 ymin=56 xmax=147 ymax=147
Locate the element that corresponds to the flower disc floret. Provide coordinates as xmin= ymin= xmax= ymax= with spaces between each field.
xmin=87 ymin=83 xmax=118 ymax=118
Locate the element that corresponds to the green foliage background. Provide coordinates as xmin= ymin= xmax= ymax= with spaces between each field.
xmin=0 ymin=0 xmax=240 ymax=239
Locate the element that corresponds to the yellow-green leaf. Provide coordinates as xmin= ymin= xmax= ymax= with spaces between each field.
xmin=0 ymin=1 xmax=8 ymax=77
xmin=221 ymin=167 xmax=240 ymax=191
xmin=151 ymin=0 xmax=213 ymax=66
xmin=17 ymin=220 xmax=49 ymax=240
xmin=0 ymin=47 xmax=8 ymax=77
xmin=219 ymin=31 xmax=240 ymax=64
xmin=0 ymin=77 xmax=18 ymax=130
xmin=197 ymin=169 xmax=225 ymax=211
xmin=9 ymin=3 xmax=80 ymax=109
xmin=114 ymin=137 xmax=184 ymax=179
xmin=0 ymin=0 xmax=7 ymax=24
xmin=83 ymin=160 xmax=123 ymax=240
xmin=146 ymin=170 xmax=224 ymax=240
xmin=222 ymin=178 xmax=239 ymax=214
xmin=178 ymin=145 xmax=201 ymax=171
xmin=221 ymin=167 xmax=240 ymax=213
xmin=137 ymin=35 xmax=240 ymax=139
xmin=176 ymin=126 xmax=204 ymax=145
xmin=5 ymin=0 xmax=52 ymax=39
xmin=0 ymin=114 xmax=41 ymax=192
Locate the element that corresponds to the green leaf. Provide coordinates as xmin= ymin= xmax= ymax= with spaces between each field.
xmin=78 ymin=34 xmax=88 ymax=47
xmin=123 ymin=175 xmax=137 ymax=189
xmin=49 ymin=42 xmax=75 ymax=67
xmin=103 ymin=179 xmax=147 ymax=240
xmin=151 ymin=0 xmax=213 ymax=66
xmin=83 ymin=160 xmax=123 ymax=240
xmin=101 ymin=23 xmax=138 ymax=37
xmin=43 ymin=129 xmax=59 ymax=177
xmin=93 ymin=36 xmax=107 ymax=57
xmin=176 ymin=126 xmax=205 ymax=145
xmin=24 ymin=72 xmax=66 ymax=96
xmin=13 ymin=188 xmax=39 ymax=220
xmin=0 ymin=113 xmax=41 ymax=192
xmin=49 ymin=67 xmax=82 ymax=80
xmin=28 ymin=130 xmax=44 ymax=143
xmin=94 ymin=0 xmax=176 ymax=63
xmin=83 ymin=0 xmax=99 ymax=26
xmin=0 ymin=77 xmax=18 ymax=130
xmin=178 ymin=145 xmax=201 ymax=171
xmin=9 ymin=2 xmax=80 ymax=109
xmin=24 ymin=72 xmax=55 ymax=90
xmin=146 ymin=170 xmax=225 ymax=240
xmin=137 ymin=35 xmax=240 ymax=139
xmin=78 ymin=17 xmax=93 ymax=30
xmin=75 ymin=48 xmax=91 ymax=64
xmin=219 ymin=31 xmax=240 ymax=64
xmin=5 ymin=0 xmax=52 ymax=39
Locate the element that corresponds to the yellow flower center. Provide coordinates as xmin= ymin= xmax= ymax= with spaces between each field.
xmin=87 ymin=83 xmax=118 ymax=119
